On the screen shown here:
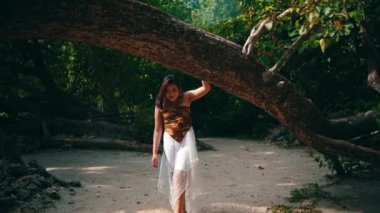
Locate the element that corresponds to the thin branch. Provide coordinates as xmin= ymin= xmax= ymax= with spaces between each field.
xmin=298 ymin=128 xmax=380 ymax=163
xmin=266 ymin=25 xmax=314 ymax=76
xmin=360 ymin=22 xmax=380 ymax=93
xmin=277 ymin=8 xmax=294 ymax=19
xmin=242 ymin=8 xmax=294 ymax=57
xmin=242 ymin=18 xmax=270 ymax=56
xmin=351 ymin=130 xmax=380 ymax=143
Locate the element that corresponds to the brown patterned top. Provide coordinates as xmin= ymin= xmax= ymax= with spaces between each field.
xmin=161 ymin=105 xmax=192 ymax=143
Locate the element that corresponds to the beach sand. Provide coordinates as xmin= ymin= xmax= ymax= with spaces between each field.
xmin=22 ymin=138 xmax=380 ymax=213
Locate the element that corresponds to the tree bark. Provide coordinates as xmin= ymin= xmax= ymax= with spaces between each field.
xmin=0 ymin=0 xmax=379 ymax=162
xmin=329 ymin=111 xmax=380 ymax=139
xmin=360 ymin=23 xmax=380 ymax=93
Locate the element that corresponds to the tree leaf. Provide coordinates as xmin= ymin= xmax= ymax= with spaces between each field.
xmin=299 ymin=25 xmax=306 ymax=35
xmin=265 ymin=6 xmax=273 ymax=11
xmin=319 ymin=38 xmax=328 ymax=53
xmin=265 ymin=21 xmax=273 ymax=30
xmin=323 ymin=7 xmax=331 ymax=16
xmin=349 ymin=10 xmax=362 ymax=22
xmin=308 ymin=11 xmax=320 ymax=26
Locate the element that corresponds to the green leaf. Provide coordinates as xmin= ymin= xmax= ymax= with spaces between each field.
xmin=344 ymin=23 xmax=354 ymax=36
xmin=323 ymin=7 xmax=331 ymax=16
xmin=265 ymin=21 xmax=273 ymax=30
xmin=308 ymin=11 xmax=320 ymax=26
xmin=329 ymin=30 xmax=336 ymax=38
xmin=319 ymin=38 xmax=328 ymax=53
xmin=316 ymin=6 xmax=322 ymax=13
xmin=265 ymin=6 xmax=273 ymax=11
xmin=349 ymin=10 xmax=362 ymax=22
xmin=299 ymin=25 xmax=306 ymax=35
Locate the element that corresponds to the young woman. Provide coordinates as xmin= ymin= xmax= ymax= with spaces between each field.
xmin=151 ymin=75 xmax=211 ymax=213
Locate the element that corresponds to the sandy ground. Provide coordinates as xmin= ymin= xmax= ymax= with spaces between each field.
xmin=22 ymin=138 xmax=380 ymax=213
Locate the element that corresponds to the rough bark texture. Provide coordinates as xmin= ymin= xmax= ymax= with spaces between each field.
xmin=360 ymin=22 xmax=380 ymax=93
xmin=0 ymin=0 xmax=379 ymax=162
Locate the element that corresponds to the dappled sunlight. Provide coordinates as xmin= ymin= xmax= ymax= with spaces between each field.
xmin=87 ymin=184 xmax=119 ymax=189
xmin=276 ymin=182 xmax=297 ymax=186
xmin=24 ymin=139 xmax=374 ymax=213
xmin=276 ymin=166 xmax=288 ymax=170
xmin=46 ymin=165 xmax=117 ymax=174
xmin=46 ymin=167 xmax=74 ymax=171
xmin=264 ymin=151 xmax=275 ymax=155
xmin=136 ymin=208 xmax=171 ymax=213
xmin=209 ymin=153 xmax=225 ymax=157
xmin=250 ymin=150 xmax=277 ymax=156
xmin=207 ymin=202 xmax=269 ymax=213
xmin=111 ymin=210 xmax=127 ymax=213
xmin=80 ymin=166 xmax=116 ymax=174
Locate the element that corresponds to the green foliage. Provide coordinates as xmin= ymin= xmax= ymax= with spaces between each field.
xmin=191 ymin=89 xmax=274 ymax=138
xmin=312 ymin=151 xmax=374 ymax=176
xmin=270 ymin=204 xmax=294 ymax=213
xmin=239 ymin=0 xmax=365 ymax=52
xmin=0 ymin=37 xmax=269 ymax=143
xmin=191 ymin=0 xmax=241 ymax=28
xmin=0 ymin=131 xmax=20 ymax=160
xmin=237 ymin=0 xmax=380 ymax=117
xmin=140 ymin=0 xmax=193 ymax=22
xmin=270 ymin=127 xmax=301 ymax=148
xmin=270 ymin=204 xmax=321 ymax=213
xmin=288 ymin=183 xmax=339 ymax=206
xmin=130 ymin=107 xmax=155 ymax=143
xmin=207 ymin=15 xmax=251 ymax=43
xmin=1 ymin=0 xmax=380 ymax=150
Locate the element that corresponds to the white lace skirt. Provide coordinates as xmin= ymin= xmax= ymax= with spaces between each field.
xmin=157 ymin=127 xmax=202 ymax=213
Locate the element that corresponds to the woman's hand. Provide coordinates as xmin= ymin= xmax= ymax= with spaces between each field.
xmin=151 ymin=153 xmax=159 ymax=168
xmin=152 ymin=107 xmax=162 ymax=168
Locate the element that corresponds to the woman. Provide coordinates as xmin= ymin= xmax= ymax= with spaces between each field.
xmin=151 ymin=75 xmax=211 ymax=213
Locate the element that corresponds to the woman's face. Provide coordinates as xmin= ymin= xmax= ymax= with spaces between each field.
xmin=165 ymin=84 xmax=180 ymax=102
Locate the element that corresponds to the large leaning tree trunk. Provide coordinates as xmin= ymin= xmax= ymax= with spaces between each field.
xmin=0 ymin=0 xmax=379 ymax=162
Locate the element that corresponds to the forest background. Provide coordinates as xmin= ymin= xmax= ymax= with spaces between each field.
xmin=1 ymin=0 xmax=380 ymax=171
xmin=1 ymin=0 xmax=380 ymax=211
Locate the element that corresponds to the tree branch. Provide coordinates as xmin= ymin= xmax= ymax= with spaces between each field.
xmin=263 ymin=25 xmax=314 ymax=82
xmin=1 ymin=1 xmax=380 ymax=162
xmin=329 ymin=111 xmax=380 ymax=139
xmin=242 ymin=8 xmax=294 ymax=57
xmin=242 ymin=18 xmax=270 ymax=56
xmin=360 ymin=22 xmax=380 ymax=93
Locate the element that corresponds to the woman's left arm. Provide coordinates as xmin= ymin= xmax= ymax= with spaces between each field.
xmin=185 ymin=80 xmax=211 ymax=103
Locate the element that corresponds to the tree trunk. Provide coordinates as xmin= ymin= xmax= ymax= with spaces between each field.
xmin=359 ymin=22 xmax=380 ymax=93
xmin=0 ymin=1 xmax=379 ymax=162
xmin=46 ymin=117 xmax=135 ymax=139
xmin=49 ymin=135 xmax=153 ymax=152
xmin=329 ymin=111 xmax=380 ymax=138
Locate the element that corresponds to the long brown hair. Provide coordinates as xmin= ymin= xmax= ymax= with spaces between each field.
xmin=155 ymin=75 xmax=183 ymax=109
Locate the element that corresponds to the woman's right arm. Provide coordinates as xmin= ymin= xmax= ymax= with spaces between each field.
xmin=151 ymin=106 xmax=163 ymax=168
xmin=184 ymin=80 xmax=211 ymax=103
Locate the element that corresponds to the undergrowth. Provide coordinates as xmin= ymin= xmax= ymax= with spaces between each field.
xmin=269 ymin=183 xmax=340 ymax=213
